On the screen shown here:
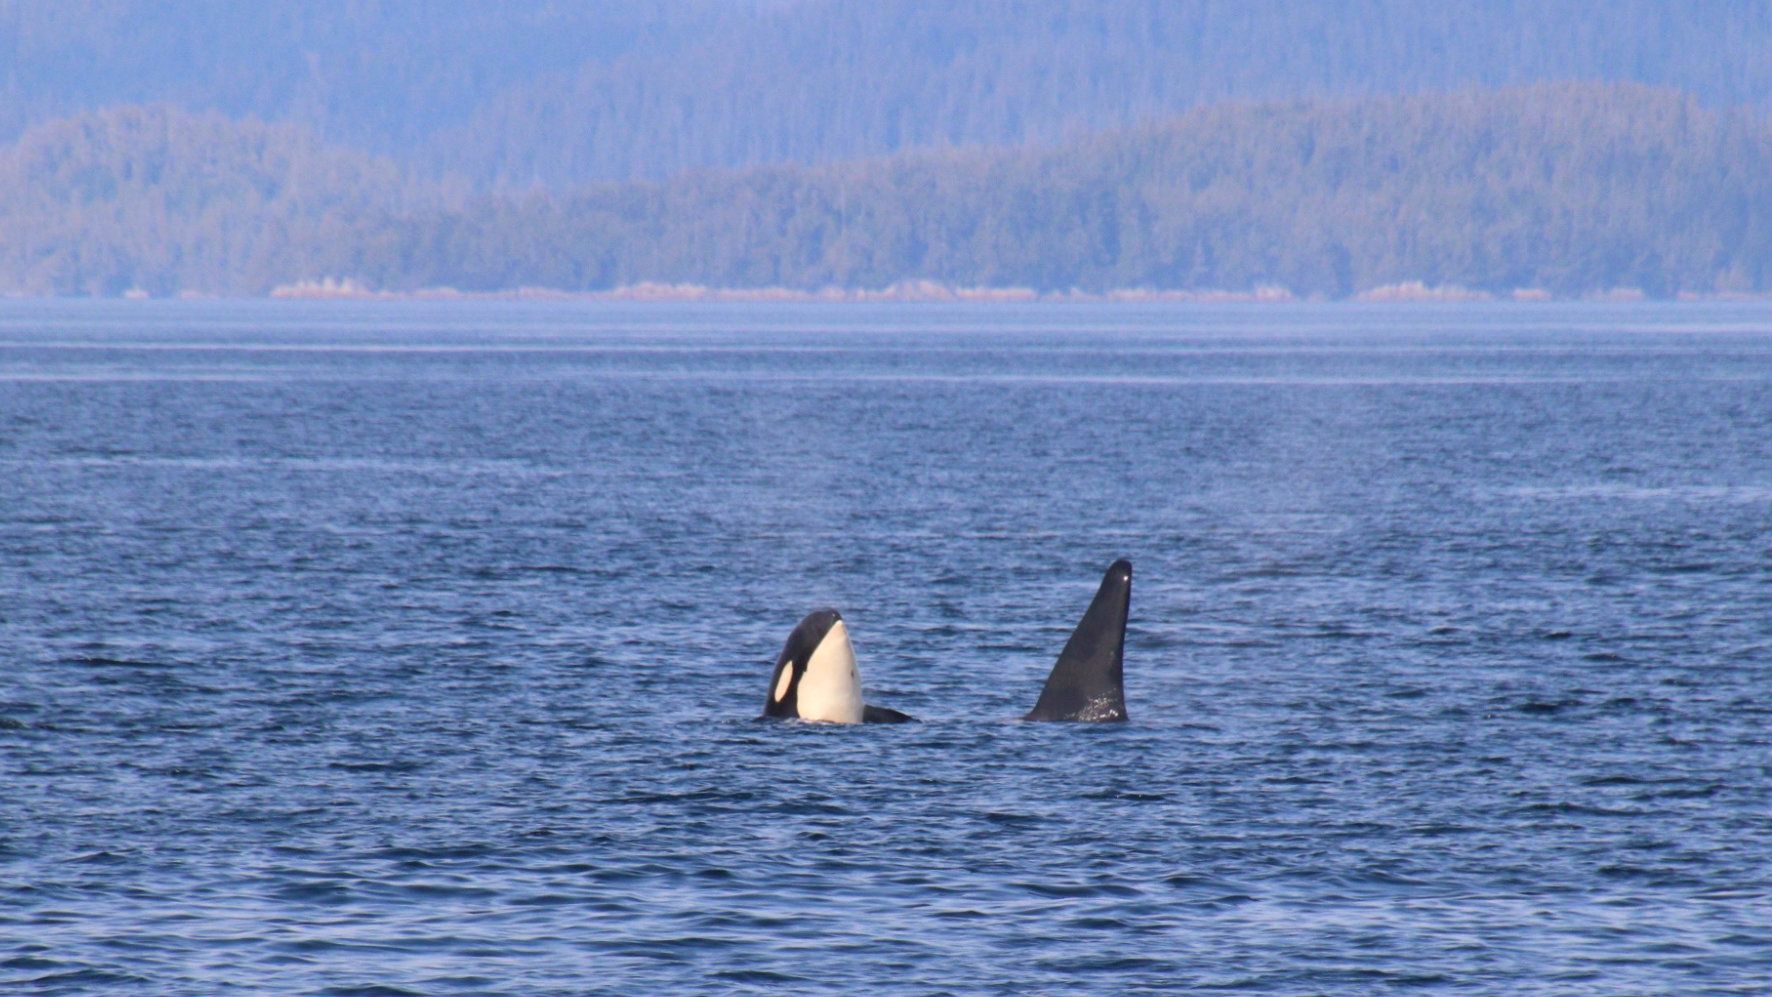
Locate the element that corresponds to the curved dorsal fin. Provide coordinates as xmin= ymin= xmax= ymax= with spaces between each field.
xmin=1023 ymin=559 xmax=1131 ymax=722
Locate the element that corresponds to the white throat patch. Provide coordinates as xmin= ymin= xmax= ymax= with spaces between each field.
xmin=795 ymin=619 xmax=865 ymax=724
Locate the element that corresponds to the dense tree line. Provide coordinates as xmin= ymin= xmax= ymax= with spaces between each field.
xmin=2 ymin=86 xmax=1768 ymax=298
xmin=3 ymin=1 xmax=1768 ymax=185
xmin=353 ymin=84 xmax=1772 ymax=297
xmin=0 ymin=106 xmax=422 ymax=295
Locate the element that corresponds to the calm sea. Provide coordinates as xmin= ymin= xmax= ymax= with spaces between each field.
xmin=3 ymin=301 xmax=1769 ymax=995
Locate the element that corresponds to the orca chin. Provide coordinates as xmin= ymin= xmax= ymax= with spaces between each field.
xmin=1023 ymin=559 xmax=1131 ymax=721
xmin=761 ymin=609 xmax=915 ymax=724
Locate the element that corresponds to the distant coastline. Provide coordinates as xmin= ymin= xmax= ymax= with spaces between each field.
xmin=241 ymin=278 xmax=1768 ymax=304
xmin=8 ymin=278 xmax=1769 ymax=304
xmin=6 ymin=87 xmax=1767 ymax=302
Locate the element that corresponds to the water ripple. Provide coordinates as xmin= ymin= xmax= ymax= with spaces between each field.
xmin=3 ymin=302 xmax=1770 ymax=994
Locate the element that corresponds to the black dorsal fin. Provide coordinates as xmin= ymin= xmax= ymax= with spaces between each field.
xmin=1023 ymin=559 xmax=1131 ymax=722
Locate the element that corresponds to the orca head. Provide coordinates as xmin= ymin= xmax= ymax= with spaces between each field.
xmin=763 ymin=608 xmax=865 ymax=723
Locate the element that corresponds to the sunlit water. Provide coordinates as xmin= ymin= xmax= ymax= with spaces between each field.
xmin=3 ymin=301 xmax=1769 ymax=995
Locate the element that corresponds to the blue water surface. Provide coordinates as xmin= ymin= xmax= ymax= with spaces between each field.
xmin=3 ymin=301 xmax=1770 ymax=995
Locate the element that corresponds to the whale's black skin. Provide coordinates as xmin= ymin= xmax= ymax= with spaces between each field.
xmin=862 ymin=704 xmax=916 ymax=723
xmin=1023 ymin=559 xmax=1131 ymax=722
xmin=762 ymin=609 xmax=916 ymax=723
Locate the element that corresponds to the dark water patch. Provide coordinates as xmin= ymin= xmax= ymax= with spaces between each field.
xmin=269 ymin=881 xmax=355 ymax=905
xmin=981 ymin=811 xmax=1044 ymax=827
xmin=1509 ymin=801 xmax=1648 ymax=819
xmin=1655 ymin=562 xmax=1719 ymax=575
xmin=1080 ymin=788 xmax=1169 ymax=801
xmin=710 ymin=969 xmax=816 ymax=985
xmin=1019 ymin=880 xmax=1144 ymax=899
xmin=63 ymin=655 xmax=172 ymax=669
xmin=378 ymin=881 xmax=500 ymax=901
xmin=1580 ymin=773 xmax=1656 ymax=787
xmin=600 ymin=788 xmax=755 ymax=806
xmin=1516 ymin=699 xmax=1582 ymax=716
xmin=19 ymin=968 xmax=155 ymax=990
xmin=325 ymin=760 xmax=428 ymax=774
xmin=1637 ymin=782 xmax=1725 ymax=800
xmin=367 ymin=843 xmax=496 ymax=862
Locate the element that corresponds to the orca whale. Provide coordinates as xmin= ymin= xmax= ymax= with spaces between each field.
xmin=1023 ymin=559 xmax=1131 ymax=721
xmin=761 ymin=609 xmax=915 ymax=723
xmin=760 ymin=559 xmax=1132 ymax=724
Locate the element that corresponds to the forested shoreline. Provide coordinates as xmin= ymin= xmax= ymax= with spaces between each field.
xmin=2 ymin=85 xmax=1768 ymax=299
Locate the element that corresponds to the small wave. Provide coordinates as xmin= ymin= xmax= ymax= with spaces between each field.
xmin=1654 ymin=562 xmax=1720 ymax=575
xmin=20 ymin=968 xmax=153 ymax=988
xmin=325 ymin=760 xmax=428 ymax=774
xmin=1017 ymin=880 xmax=1142 ymax=899
xmin=385 ymin=881 xmax=498 ymax=901
xmin=1080 ymin=788 xmax=1169 ymax=801
xmin=1580 ymin=773 xmax=1651 ymax=787
xmin=982 ymin=811 xmax=1043 ymax=827
xmin=1517 ymin=699 xmax=1584 ymax=715
xmin=270 ymin=881 xmax=353 ymax=905
xmin=1509 ymin=801 xmax=1645 ymax=818
xmin=63 ymin=655 xmax=171 ymax=669
xmin=711 ymin=969 xmax=815 ymax=985
xmin=67 ymin=850 xmax=129 ymax=865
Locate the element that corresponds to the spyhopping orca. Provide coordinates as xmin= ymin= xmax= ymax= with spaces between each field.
xmin=760 ymin=559 xmax=1132 ymax=724
xmin=762 ymin=609 xmax=915 ymax=723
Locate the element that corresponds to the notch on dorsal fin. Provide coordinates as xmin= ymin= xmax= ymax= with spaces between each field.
xmin=1023 ymin=559 xmax=1131 ymax=722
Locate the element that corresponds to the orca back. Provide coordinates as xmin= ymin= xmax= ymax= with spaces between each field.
xmin=862 ymin=704 xmax=916 ymax=723
xmin=1023 ymin=559 xmax=1131 ymax=722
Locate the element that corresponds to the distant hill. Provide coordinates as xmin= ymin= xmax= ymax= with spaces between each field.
xmin=3 ymin=0 xmax=1768 ymax=185
xmin=0 ymin=105 xmax=417 ymax=295
xmin=4 ymin=86 xmax=1767 ymax=298
xmin=431 ymin=0 xmax=1772 ymax=186
xmin=390 ymin=84 xmax=1772 ymax=297
xmin=0 ymin=1 xmax=742 ymax=171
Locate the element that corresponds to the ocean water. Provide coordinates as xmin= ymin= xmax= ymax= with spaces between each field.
xmin=2 ymin=300 xmax=1769 ymax=995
